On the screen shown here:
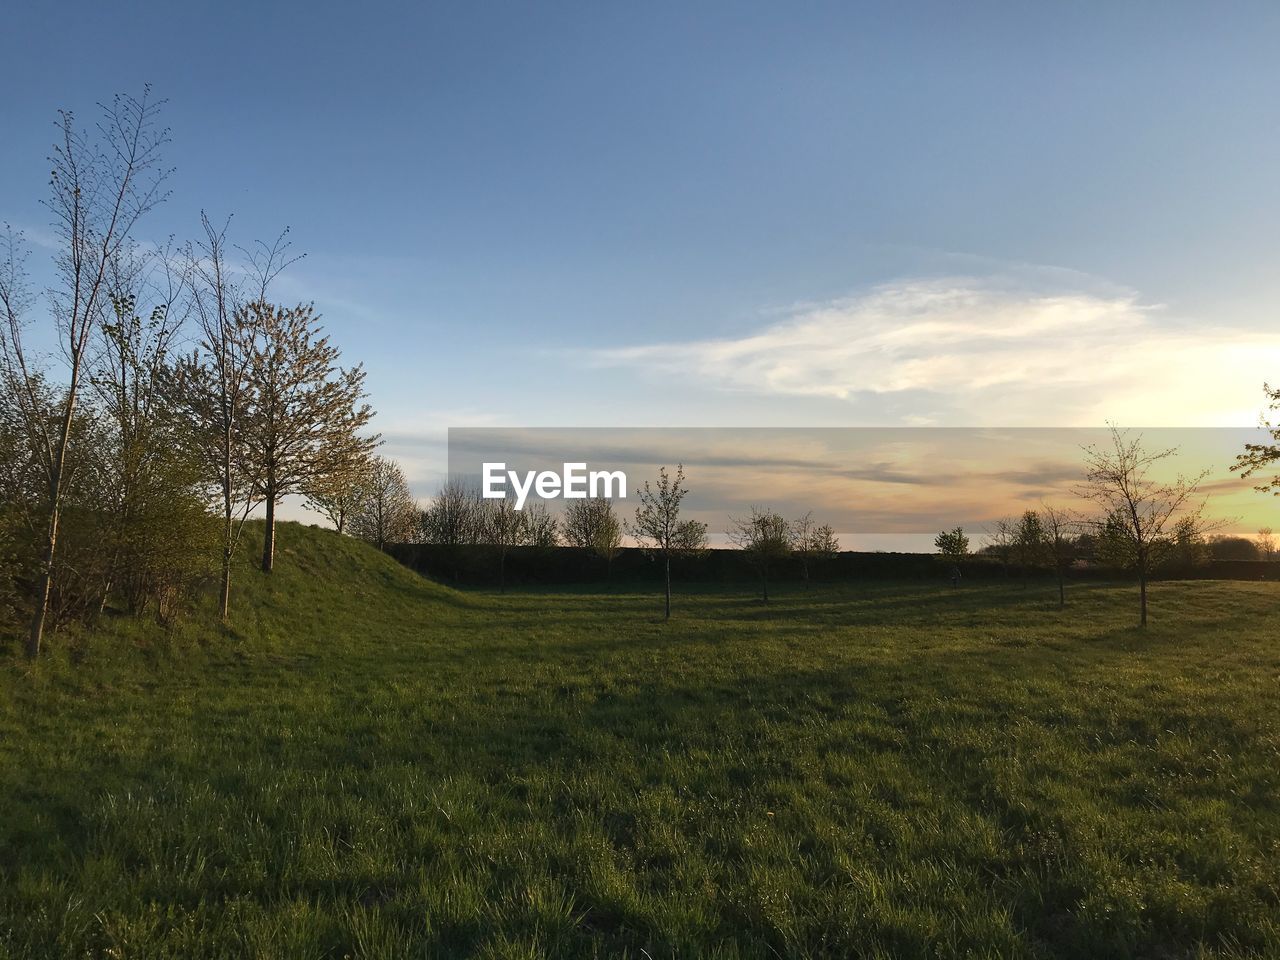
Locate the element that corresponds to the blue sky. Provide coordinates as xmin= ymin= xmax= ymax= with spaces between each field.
xmin=4 ymin=1 xmax=1280 ymax=496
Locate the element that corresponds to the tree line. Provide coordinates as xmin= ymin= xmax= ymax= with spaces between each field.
xmin=933 ymin=424 xmax=1280 ymax=626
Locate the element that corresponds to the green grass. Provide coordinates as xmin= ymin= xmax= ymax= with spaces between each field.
xmin=2 ymin=521 xmax=1279 ymax=959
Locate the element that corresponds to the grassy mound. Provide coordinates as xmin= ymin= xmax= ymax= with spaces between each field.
xmin=2 ymin=522 xmax=1279 ymax=958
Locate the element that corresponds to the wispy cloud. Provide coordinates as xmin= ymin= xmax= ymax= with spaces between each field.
xmin=587 ymin=277 xmax=1280 ymax=426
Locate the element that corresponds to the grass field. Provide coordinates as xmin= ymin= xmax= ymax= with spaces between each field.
xmin=2 ymin=522 xmax=1279 ymax=959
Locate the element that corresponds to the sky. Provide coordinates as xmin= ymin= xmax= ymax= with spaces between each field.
xmin=3 ymin=1 xmax=1279 ymax=536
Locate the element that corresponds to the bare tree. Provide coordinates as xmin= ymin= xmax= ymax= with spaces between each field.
xmin=523 ymin=502 xmax=560 ymax=549
xmin=1077 ymin=426 xmax=1220 ymax=626
xmin=1258 ymin=527 xmax=1275 ymax=562
xmin=0 ymin=91 xmax=170 ymax=657
xmin=421 ymin=477 xmax=482 ymax=546
xmin=728 ymin=506 xmax=792 ymax=602
xmin=791 ymin=512 xmax=839 ymax=584
xmin=241 ymin=301 xmax=377 ymax=572
xmin=350 ymin=456 xmax=417 ymax=550
xmin=982 ymin=517 xmax=1016 ymax=578
xmin=1039 ymin=503 xmax=1077 ymax=608
xmin=179 ymin=215 xmax=297 ymax=620
xmin=627 ymin=464 xmax=707 ymax=619
xmin=420 ymin=476 xmax=483 ymax=581
xmin=479 ymin=497 xmax=528 ymax=592
xmin=1234 ymin=383 xmax=1280 ymax=495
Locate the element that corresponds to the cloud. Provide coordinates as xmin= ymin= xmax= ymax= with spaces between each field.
xmin=587 ymin=277 xmax=1280 ymax=426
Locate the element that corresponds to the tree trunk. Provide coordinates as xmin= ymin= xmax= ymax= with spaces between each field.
xmin=218 ymin=545 xmax=232 ymax=621
xmin=28 ymin=417 xmax=73 ymax=658
xmin=1139 ymin=570 xmax=1148 ymax=627
xmin=499 ymin=549 xmax=506 ymax=594
xmin=762 ymin=569 xmax=769 ymax=603
xmin=261 ymin=493 xmax=276 ymax=572
xmin=664 ymin=554 xmax=671 ymax=620
xmin=1057 ymin=567 xmax=1065 ymax=609
xmin=27 ymin=508 xmax=57 ymax=658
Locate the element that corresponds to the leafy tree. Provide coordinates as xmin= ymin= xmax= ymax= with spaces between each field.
xmin=627 ymin=464 xmax=707 ymax=620
xmin=728 ymin=507 xmax=792 ymax=602
xmin=89 ymin=251 xmax=214 ymax=620
xmin=1233 ymin=383 xmax=1280 ymax=495
xmin=1206 ymin=535 xmax=1260 ymax=562
xmin=241 ymin=301 xmax=377 ymax=572
xmin=0 ymin=91 xmax=170 ymax=657
xmin=563 ymin=496 xmax=622 ymax=574
xmin=590 ymin=505 xmax=623 ymax=575
xmin=1169 ymin=516 xmax=1208 ymax=566
xmin=350 ymin=456 xmax=417 ymax=551
xmin=934 ymin=526 xmax=969 ymax=560
xmin=1013 ymin=510 xmax=1048 ymax=585
xmin=1078 ymin=426 xmax=1219 ymax=626
xmin=305 ymin=452 xmax=373 ymax=535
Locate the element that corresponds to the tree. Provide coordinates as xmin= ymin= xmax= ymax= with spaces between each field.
xmin=728 ymin=507 xmax=792 ymax=602
xmin=1258 ymin=527 xmax=1276 ymax=562
xmin=1206 ymin=535 xmax=1260 ymax=562
xmin=1013 ymin=510 xmax=1048 ymax=585
xmin=420 ymin=477 xmax=483 ymax=581
xmin=179 ymin=214 xmax=296 ymax=621
xmin=934 ymin=526 xmax=969 ymax=561
xmin=982 ymin=518 xmax=1016 ymax=577
xmin=241 ymin=301 xmax=377 ymax=572
xmin=1039 ymin=503 xmax=1077 ymax=608
xmin=1169 ymin=516 xmax=1208 ymax=567
xmin=478 ymin=497 xmax=528 ymax=592
xmin=590 ymin=504 xmax=623 ymax=575
xmin=350 ymin=456 xmax=417 ymax=551
xmin=1077 ymin=426 xmax=1219 ymax=626
xmin=420 ymin=477 xmax=482 ymax=546
xmin=627 ymin=464 xmax=707 ymax=619
xmin=89 ymin=257 xmax=214 ymax=619
xmin=1 ymin=90 xmax=170 ymax=657
xmin=523 ymin=502 xmax=560 ymax=549
xmin=305 ymin=452 xmax=372 ymax=535
xmin=792 ymin=512 xmax=839 ymax=584
xmin=1234 ymin=383 xmax=1280 ymax=495
xmin=563 ymin=496 xmax=622 ymax=574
